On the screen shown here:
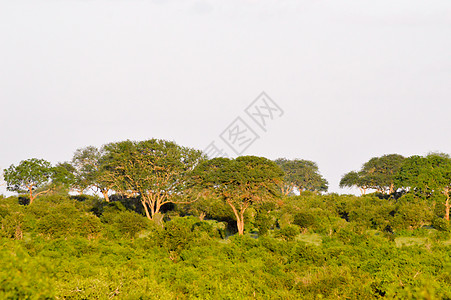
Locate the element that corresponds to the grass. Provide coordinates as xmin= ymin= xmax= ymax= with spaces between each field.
xmin=296 ymin=233 xmax=322 ymax=246
xmin=395 ymin=237 xmax=427 ymax=247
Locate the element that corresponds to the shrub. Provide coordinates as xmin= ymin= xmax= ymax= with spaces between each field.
xmin=254 ymin=212 xmax=273 ymax=236
xmin=160 ymin=217 xmax=199 ymax=253
xmin=75 ymin=213 xmax=103 ymax=239
xmin=101 ymin=210 xmax=148 ymax=239
xmin=275 ymin=225 xmax=300 ymax=241
xmin=293 ymin=211 xmax=316 ymax=229
xmin=0 ymin=212 xmax=24 ymax=239
xmin=431 ymin=217 xmax=450 ymax=232
xmin=37 ymin=213 xmax=74 ymax=238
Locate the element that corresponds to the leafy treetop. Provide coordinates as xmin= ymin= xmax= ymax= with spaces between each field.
xmin=275 ymin=158 xmax=328 ymax=195
xmin=193 ymin=156 xmax=284 ymax=235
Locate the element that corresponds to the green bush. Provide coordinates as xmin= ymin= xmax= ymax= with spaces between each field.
xmin=0 ymin=212 xmax=24 ymax=239
xmin=75 ymin=213 xmax=103 ymax=238
xmin=101 ymin=210 xmax=148 ymax=239
xmin=391 ymin=197 xmax=433 ymax=230
xmin=160 ymin=217 xmax=199 ymax=253
xmin=37 ymin=213 xmax=74 ymax=238
xmin=0 ymin=192 xmax=450 ymax=299
xmin=432 ymin=217 xmax=450 ymax=232
xmin=254 ymin=211 xmax=273 ymax=236
xmin=0 ymin=241 xmax=55 ymax=299
xmin=275 ymin=225 xmax=300 ymax=241
xmin=293 ymin=211 xmax=316 ymax=229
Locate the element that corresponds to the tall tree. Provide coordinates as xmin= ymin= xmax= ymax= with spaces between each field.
xmin=51 ymin=162 xmax=77 ymax=193
xmin=274 ymin=158 xmax=328 ymax=195
xmin=103 ymin=139 xmax=205 ymax=219
xmin=72 ymin=146 xmax=113 ymax=202
xmin=4 ymin=158 xmax=53 ymax=204
xmin=193 ymin=156 xmax=284 ymax=235
xmin=397 ymin=153 xmax=451 ymax=221
xmin=339 ymin=171 xmax=368 ymax=195
xmin=362 ymin=154 xmax=405 ymax=194
xmin=340 ymin=154 xmax=405 ymax=195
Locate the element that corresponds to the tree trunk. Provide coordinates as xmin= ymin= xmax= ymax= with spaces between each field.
xmin=389 ymin=183 xmax=394 ymax=194
xmin=28 ymin=186 xmax=34 ymax=205
xmin=281 ymin=184 xmax=294 ymax=196
xmin=445 ymin=194 xmax=450 ymax=222
xmin=101 ymin=190 xmax=110 ymax=202
xmin=155 ymin=199 xmax=162 ymax=218
xmin=141 ymin=199 xmax=151 ymax=220
xmin=237 ymin=217 xmax=244 ymax=235
xmin=149 ymin=193 xmax=164 ymax=219
xmin=281 ymin=186 xmax=288 ymax=196
xmin=298 ymin=186 xmax=303 ymax=195
xmin=238 ymin=211 xmax=245 ymax=235
xmin=227 ymin=199 xmax=246 ymax=235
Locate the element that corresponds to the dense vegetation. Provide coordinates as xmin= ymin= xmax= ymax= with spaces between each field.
xmin=1 ymin=139 xmax=450 ymax=299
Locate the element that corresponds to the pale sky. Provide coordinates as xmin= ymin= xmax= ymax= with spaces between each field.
xmin=1 ymin=0 xmax=450 ymax=194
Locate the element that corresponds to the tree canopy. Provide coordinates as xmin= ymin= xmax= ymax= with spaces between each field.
xmin=4 ymin=158 xmax=53 ymax=204
xmin=275 ymin=158 xmax=328 ymax=195
xmin=71 ymin=146 xmax=113 ymax=202
xmin=102 ymin=139 xmax=205 ymax=219
xmin=193 ymin=156 xmax=284 ymax=235
xmin=340 ymin=154 xmax=405 ymax=195
xmin=397 ymin=153 xmax=451 ymax=221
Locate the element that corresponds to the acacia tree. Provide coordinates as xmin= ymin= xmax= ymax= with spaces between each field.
xmin=103 ymin=139 xmax=205 ymax=220
xmin=51 ymin=162 xmax=77 ymax=193
xmin=397 ymin=153 xmax=451 ymax=221
xmin=193 ymin=156 xmax=284 ymax=235
xmin=340 ymin=171 xmax=367 ymax=194
xmin=72 ymin=146 xmax=114 ymax=202
xmin=340 ymin=154 xmax=405 ymax=195
xmin=4 ymin=158 xmax=53 ymax=204
xmin=274 ymin=158 xmax=328 ymax=195
xmin=362 ymin=154 xmax=405 ymax=194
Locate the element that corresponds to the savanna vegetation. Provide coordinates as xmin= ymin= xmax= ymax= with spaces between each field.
xmin=1 ymin=139 xmax=450 ymax=299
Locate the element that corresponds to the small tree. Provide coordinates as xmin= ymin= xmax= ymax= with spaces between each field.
xmin=4 ymin=158 xmax=53 ymax=204
xmin=193 ymin=156 xmax=284 ymax=235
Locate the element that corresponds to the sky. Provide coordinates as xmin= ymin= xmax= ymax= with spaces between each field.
xmin=1 ymin=0 xmax=450 ymax=195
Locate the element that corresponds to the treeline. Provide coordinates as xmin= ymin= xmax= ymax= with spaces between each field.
xmin=2 ymin=139 xmax=450 ymax=231
xmin=1 ymin=137 xmax=450 ymax=298
xmin=339 ymin=153 xmax=451 ymax=221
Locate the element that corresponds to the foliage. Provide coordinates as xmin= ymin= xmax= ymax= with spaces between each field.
xmin=293 ymin=211 xmax=317 ymax=229
xmin=72 ymin=145 xmax=113 ymax=201
xmin=102 ymin=139 xmax=205 ymax=219
xmin=275 ymin=224 xmax=300 ymax=241
xmin=397 ymin=153 xmax=451 ymax=221
xmin=1 ymin=144 xmax=451 ymax=299
xmin=51 ymin=161 xmax=77 ymax=192
xmin=432 ymin=217 xmax=450 ymax=232
xmin=0 ymin=193 xmax=450 ymax=299
xmin=193 ymin=156 xmax=284 ymax=235
xmin=4 ymin=158 xmax=53 ymax=204
xmin=340 ymin=154 xmax=405 ymax=195
xmin=101 ymin=209 xmax=149 ymax=239
xmin=275 ymin=158 xmax=328 ymax=195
